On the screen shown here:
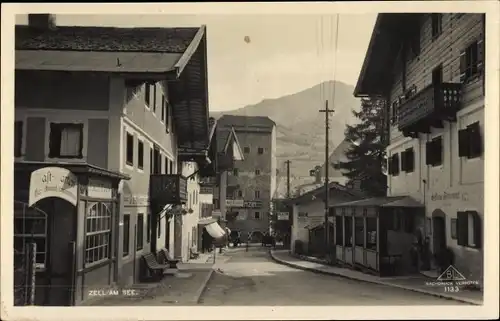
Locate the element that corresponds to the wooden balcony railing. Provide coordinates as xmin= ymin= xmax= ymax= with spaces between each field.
xmin=149 ymin=174 xmax=187 ymax=207
xmin=397 ymin=83 xmax=462 ymax=136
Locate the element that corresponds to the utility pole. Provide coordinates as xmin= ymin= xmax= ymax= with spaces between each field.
xmin=285 ymin=160 xmax=291 ymax=199
xmin=319 ymin=100 xmax=334 ymax=259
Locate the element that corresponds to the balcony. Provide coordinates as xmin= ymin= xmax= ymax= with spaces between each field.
xmin=149 ymin=174 xmax=187 ymax=208
xmin=397 ymin=83 xmax=462 ymax=137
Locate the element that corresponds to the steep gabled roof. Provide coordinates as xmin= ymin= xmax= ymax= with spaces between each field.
xmin=218 ymin=115 xmax=276 ymax=129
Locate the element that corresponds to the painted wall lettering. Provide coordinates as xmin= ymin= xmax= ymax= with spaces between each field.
xmin=431 ymin=191 xmax=469 ymax=202
xmin=88 ymin=178 xmax=113 ymax=199
xmin=29 ymin=167 xmax=78 ymax=206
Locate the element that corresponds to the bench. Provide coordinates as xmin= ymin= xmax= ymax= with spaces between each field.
xmin=190 ymin=247 xmax=200 ymax=259
xmin=157 ymin=248 xmax=179 ymax=268
xmin=142 ymin=252 xmax=177 ymax=281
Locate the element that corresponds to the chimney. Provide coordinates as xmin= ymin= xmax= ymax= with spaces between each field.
xmin=28 ymin=14 xmax=57 ymax=31
xmin=314 ymin=166 xmax=322 ymax=184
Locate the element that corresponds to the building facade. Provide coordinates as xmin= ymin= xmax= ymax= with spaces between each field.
xmin=216 ymin=115 xmax=277 ymax=239
xmin=14 ymin=15 xmax=213 ymax=305
xmin=354 ymin=13 xmax=484 ymax=284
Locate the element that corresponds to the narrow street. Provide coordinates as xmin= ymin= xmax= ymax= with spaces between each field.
xmin=199 ymin=246 xmax=464 ymax=306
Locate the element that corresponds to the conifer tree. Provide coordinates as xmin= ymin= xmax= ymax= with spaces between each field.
xmin=336 ymin=97 xmax=387 ymax=196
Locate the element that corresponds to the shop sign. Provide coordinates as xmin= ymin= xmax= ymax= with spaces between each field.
xmin=226 ymin=199 xmax=244 ymax=207
xmin=276 ymin=212 xmax=289 ymax=220
xmin=88 ymin=178 xmax=113 ymax=199
xmin=243 ymin=200 xmax=262 ymax=208
xmin=123 ymin=195 xmax=149 ymax=206
xmin=29 ymin=167 xmax=78 ymax=207
xmin=431 ymin=191 xmax=469 ymax=202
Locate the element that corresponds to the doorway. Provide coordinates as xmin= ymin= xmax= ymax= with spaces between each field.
xmin=432 ymin=215 xmax=446 ymax=255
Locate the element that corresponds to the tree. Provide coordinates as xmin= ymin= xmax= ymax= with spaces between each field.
xmin=336 ymin=97 xmax=387 ymax=197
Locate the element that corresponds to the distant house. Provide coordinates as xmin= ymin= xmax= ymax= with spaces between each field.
xmin=286 ymin=182 xmax=364 ymax=257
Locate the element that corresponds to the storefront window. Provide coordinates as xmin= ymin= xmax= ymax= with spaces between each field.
xmin=366 ymin=217 xmax=377 ymax=250
xmin=344 ymin=216 xmax=352 ymax=246
xmin=14 ymin=201 xmax=47 ymax=270
xmin=335 ymin=216 xmax=343 ymax=245
xmin=354 ymin=217 xmax=364 ymax=247
xmin=85 ymin=202 xmax=112 ymax=266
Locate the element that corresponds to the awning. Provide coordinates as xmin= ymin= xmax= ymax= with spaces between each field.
xmin=332 ymin=196 xmax=423 ymax=208
xmin=198 ymin=217 xmax=218 ymax=225
xmin=205 ymin=222 xmax=225 ymax=239
xmin=381 ymin=196 xmax=424 ymax=208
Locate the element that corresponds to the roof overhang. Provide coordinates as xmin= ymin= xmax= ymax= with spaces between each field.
xmin=15 ymin=50 xmax=183 ymax=77
xmin=353 ymin=13 xmax=423 ymax=97
xmin=332 ymin=196 xmax=423 ymax=208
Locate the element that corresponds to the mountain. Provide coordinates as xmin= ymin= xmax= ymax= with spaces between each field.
xmin=211 ymin=80 xmax=361 ymax=194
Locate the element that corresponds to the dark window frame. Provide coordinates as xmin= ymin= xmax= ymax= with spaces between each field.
xmin=431 ymin=13 xmax=442 ymax=40
xmin=137 ymin=214 xmax=144 ymax=251
xmin=257 ymin=147 xmax=264 ymax=154
xmin=255 ymin=169 xmax=261 ymax=176
xmin=152 ymin=83 xmax=157 ymax=113
xmin=243 ymin=147 xmax=250 ymax=154
xmin=48 ymin=122 xmax=84 ymax=159
xmin=401 ymin=148 xmax=415 ymax=173
xmin=388 ymin=153 xmax=400 ymax=176
xmin=137 ymin=140 xmax=144 ymax=170
xmin=460 ymin=40 xmax=484 ymax=83
xmin=426 ymin=136 xmax=443 ymax=167
xmin=457 ymin=211 xmax=481 ymax=249
xmin=254 ymin=212 xmax=261 ymax=220
xmin=145 ymin=84 xmax=151 ymax=108
xmin=123 ymin=214 xmax=130 ymax=257
xmin=255 ymin=190 xmax=260 ymax=199
xmin=126 ymin=132 xmax=134 ymax=166
xmin=458 ymin=121 xmax=483 ymax=159
xmin=14 ymin=121 xmax=23 ymax=157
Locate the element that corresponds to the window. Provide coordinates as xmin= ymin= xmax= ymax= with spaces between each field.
xmin=165 ymin=100 xmax=170 ymax=132
xmin=244 ymin=147 xmax=250 ymax=154
xmin=145 ymin=84 xmax=151 ymax=108
xmin=233 ymin=168 xmax=239 ymax=176
xmin=365 ymin=217 xmax=377 ymax=250
xmin=460 ymin=40 xmax=484 ymax=83
xmin=354 ymin=217 xmax=364 ymax=246
xmin=426 ymin=136 xmax=443 ymax=166
xmin=333 ymin=163 xmax=341 ymax=170
xmin=401 ymin=148 xmax=415 ymax=173
xmin=138 ymin=140 xmax=144 ymax=170
xmin=123 ymin=214 xmax=130 ymax=257
xmin=459 ymin=122 xmax=482 ymax=159
xmin=431 ymin=13 xmax=442 ymax=39
xmin=255 ymin=169 xmax=261 ymax=175
xmin=161 ymin=95 xmax=166 ymax=123
xmin=238 ymin=190 xmax=243 ymax=198
xmin=457 ymin=211 xmax=481 ymax=249
xmin=152 ymin=83 xmax=157 ymax=113
xmin=126 ymin=132 xmax=134 ymax=166
xmin=450 ymin=218 xmax=457 ymax=240
xmin=85 ymin=203 xmax=112 ymax=265
xmin=255 ymin=190 xmax=260 ymax=199
xmin=152 ymin=146 xmax=161 ymax=174
xmin=390 ymin=101 xmax=399 ymax=125
xmin=48 ymin=123 xmax=84 ymax=158
xmin=14 ymin=202 xmax=47 ymax=269
xmin=137 ymin=214 xmax=144 ymax=251
xmin=254 ymin=212 xmax=261 ymax=220
xmin=388 ymin=153 xmax=400 ymax=176
xmin=15 ymin=121 xmax=23 ymax=157
xmin=257 ymin=147 xmax=264 ymax=154
xmin=157 ymin=211 xmax=162 ymax=237
xmin=169 ymin=160 xmax=174 ymax=174
xmin=146 ymin=213 xmax=151 ymax=243
xmin=164 ymin=156 xmax=168 ymax=174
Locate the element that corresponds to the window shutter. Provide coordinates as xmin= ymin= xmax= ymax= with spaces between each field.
xmin=425 ymin=141 xmax=433 ymax=165
xmin=400 ymin=151 xmax=407 ymax=172
xmin=458 ymin=128 xmax=469 ymax=157
xmin=433 ymin=137 xmax=443 ymax=165
xmin=477 ymin=39 xmax=484 ymax=74
xmin=468 ymin=122 xmax=483 ymax=158
xmin=387 ymin=157 xmax=393 ymax=175
xmin=394 ymin=153 xmax=400 ymax=175
xmin=14 ymin=121 xmax=23 ymax=157
xmin=407 ymin=148 xmax=415 ymax=172
xmin=456 ymin=211 xmax=469 ymax=246
xmin=470 ymin=211 xmax=482 ymax=249
xmin=459 ymin=51 xmax=467 ymax=82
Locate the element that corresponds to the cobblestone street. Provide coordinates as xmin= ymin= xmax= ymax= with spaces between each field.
xmin=199 ymin=246 xmax=465 ymax=306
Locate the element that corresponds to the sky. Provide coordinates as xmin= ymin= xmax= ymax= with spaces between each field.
xmin=16 ymin=14 xmax=377 ymax=111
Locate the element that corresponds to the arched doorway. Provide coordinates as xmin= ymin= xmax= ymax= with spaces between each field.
xmin=250 ymin=231 xmax=264 ymax=243
xmin=431 ymin=209 xmax=447 ymax=256
xmin=14 ymin=197 xmax=77 ymax=306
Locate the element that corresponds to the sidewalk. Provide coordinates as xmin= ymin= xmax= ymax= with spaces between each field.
xmin=85 ymin=254 xmax=218 ymax=306
xmin=270 ymin=249 xmax=483 ymax=306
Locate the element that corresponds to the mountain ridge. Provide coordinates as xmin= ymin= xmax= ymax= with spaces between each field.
xmin=211 ymin=80 xmax=361 ymax=193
